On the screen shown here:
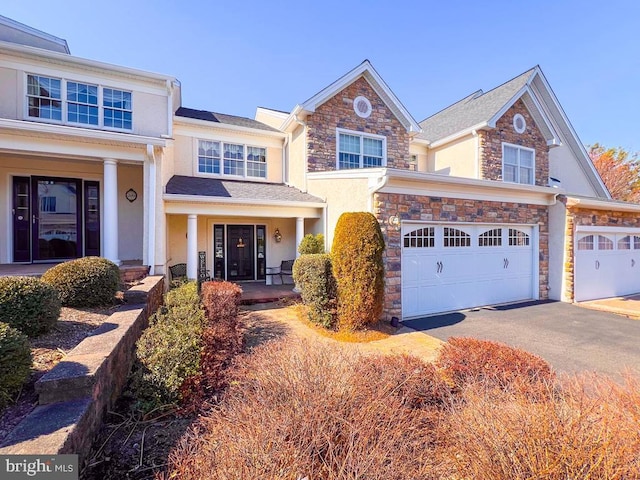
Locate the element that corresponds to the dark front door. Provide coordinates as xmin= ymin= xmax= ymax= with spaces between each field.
xmin=227 ymin=225 xmax=254 ymax=281
xmin=32 ymin=177 xmax=82 ymax=261
xmin=12 ymin=177 xmax=31 ymax=262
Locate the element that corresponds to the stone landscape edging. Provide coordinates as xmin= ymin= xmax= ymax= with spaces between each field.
xmin=0 ymin=275 xmax=164 ymax=464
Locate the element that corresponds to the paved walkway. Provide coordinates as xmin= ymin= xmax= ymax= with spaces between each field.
xmin=241 ymin=303 xmax=442 ymax=362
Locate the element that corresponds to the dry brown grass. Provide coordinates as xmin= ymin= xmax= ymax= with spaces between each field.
xmin=163 ymin=339 xmax=448 ymax=480
xmin=440 ymin=373 xmax=640 ymax=479
xmin=162 ymin=334 xmax=640 ymax=480
xmin=293 ymin=304 xmax=393 ymax=343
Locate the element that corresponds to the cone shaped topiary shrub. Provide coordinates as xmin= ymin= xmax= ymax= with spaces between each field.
xmin=41 ymin=257 xmax=120 ymax=307
xmin=0 ymin=276 xmax=61 ymax=337
xmin=0 ymin=322 xmax=32 ymax=409
xmin=331 ymin=212 xmax=385 ymax=330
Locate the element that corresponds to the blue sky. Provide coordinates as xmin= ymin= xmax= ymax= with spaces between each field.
xmin=4 ymin=1 xmax=640 ymax=150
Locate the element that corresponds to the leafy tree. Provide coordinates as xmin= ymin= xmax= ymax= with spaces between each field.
xmin=588 ymin=144 xmax=640 ymax=202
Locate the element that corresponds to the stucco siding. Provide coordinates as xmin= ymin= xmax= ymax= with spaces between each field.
xmin=307 ymin=176 xmax=370 ymax=247
xmin=548 ymin=202 xmax=568 ymax=301
xmin=427 ymin=134 xmax=477 ymax=178
xmin=288 ymin=124 xmax=306 ymax=190
xmin=549 ymin=144 xmax=599 ymax=197
xmin=0 ymin=66 xmax=18 ymax=118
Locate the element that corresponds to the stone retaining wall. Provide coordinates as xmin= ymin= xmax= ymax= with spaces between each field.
xmin=0 ymin=275 xmax=164 ymax=465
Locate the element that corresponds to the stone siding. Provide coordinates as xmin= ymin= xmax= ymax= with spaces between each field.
xmin=479 ymin=99 xmax=549 ymax=187
xmin=561 ymin=198 xmax=640 ymax=301
xmin=374 ymin=193 xmax=549 ymax=318
xmin=306 ymin=76 xmax=411 ymax=171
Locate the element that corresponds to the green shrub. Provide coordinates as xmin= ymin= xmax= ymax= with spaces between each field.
xmin=298 ymin=233 xmax=325 ymax=255
xmin=331 ymin=212 xmax=385 ymax=330
xmin=293 ymin=254 xmax=337 ymax=328
xmin=41 ymin=257 xmax=120 ymax=307
xmin=0 ymin=322 xmax=32 ymax=409
xmin=0 ymin=276 xmax=61 ymax=337
xmin=436 ymin=337 xmax=555 ymax=392
xmin=131 ymin=282 xmax=205 ymax=411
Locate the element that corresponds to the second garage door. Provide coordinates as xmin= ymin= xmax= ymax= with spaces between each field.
xmin=574 ymin=229 xmax=640 ymax=302
xmin=401 ymin=223 xmax=537 ymax=318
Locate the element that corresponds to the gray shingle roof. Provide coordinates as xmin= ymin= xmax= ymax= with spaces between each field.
xmin=166 ymin=175 xmax=324 ymax=203
xmin=417 ymin=68 xmax=536 ymax=143
xmin=175 ymin=107 xmax=280 ymax=132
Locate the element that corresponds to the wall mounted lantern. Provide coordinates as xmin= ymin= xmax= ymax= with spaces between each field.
xmin=274 ymin=228 xmax=282 ymax=243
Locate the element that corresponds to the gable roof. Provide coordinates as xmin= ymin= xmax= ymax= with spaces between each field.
xmin=418 ymin=67 xmax=560 ymax=146
xmin=175 ymin=107 xmax=280 ymax=133
xmin=281 ymin=60 xmax=421 ymax=134
xmin=418 ymin=66 xmax=609 ymax=199
xmin=0 ymin=15 xmax=69 ymax=54
xmin=165 ymin=175 xmax=324 ymax=204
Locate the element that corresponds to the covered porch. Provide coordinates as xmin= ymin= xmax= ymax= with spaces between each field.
xmin=163 ymin=176 xmax=326 ymax=282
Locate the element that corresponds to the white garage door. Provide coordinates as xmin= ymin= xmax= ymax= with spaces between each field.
xmin=401 ymin=224 xmax=536 ymax=318
xmin=574 ymin=229 xmax=640 ymax=302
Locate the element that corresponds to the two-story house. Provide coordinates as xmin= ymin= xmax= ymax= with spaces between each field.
xmin=0 ymin=15 xmax=178 ymax=275
xmin=3 ymin=15 xmax=640 ymax=321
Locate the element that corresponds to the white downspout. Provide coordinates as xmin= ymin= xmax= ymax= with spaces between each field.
xmin=472 ymin=129 xmax=479 ymax=179
xmin=295 ymin=115 xmax=308 ymax=192
xmin=368 ymin=172 xmax=389 ymax=213
xmin=146 ymin=144 xmax=157 ymax=275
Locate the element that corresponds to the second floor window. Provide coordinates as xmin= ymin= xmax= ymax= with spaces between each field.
xmin=198 ymin=140 xmax=267 ymax=179
xmin=503 ymin=143 xmax=535 ymax=185
xmin=26 ymin=74 xmax=133 ymax=130
xmin=337 ymin=129 xmax=386 ymax=169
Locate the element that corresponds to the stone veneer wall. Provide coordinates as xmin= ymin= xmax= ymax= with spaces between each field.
xmin=561 ymin=198 xmax=640 ymax=301
xmin=374 ymin=193 xmax=549 ymax=318
xmin=479 ymin=99 xmax=549 ymax=187
xmin=306 ymin=76 xmax=411 ymax=171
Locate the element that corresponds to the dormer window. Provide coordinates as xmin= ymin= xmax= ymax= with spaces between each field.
xmin=502 ymin=143 xmax=534 ymax=185
xmin=336 ymin=128 xmax=386 ymax=169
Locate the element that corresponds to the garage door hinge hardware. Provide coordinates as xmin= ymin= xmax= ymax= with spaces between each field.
xmin=503 ymin=258 xmax=509 ymax=269
xmin=595 ymin=260 xmax=600 ymax=270
xmin=632 ymin=259 xmax=636 ymax=267
xmin=436 ymin=261 xmax=443 ymax=273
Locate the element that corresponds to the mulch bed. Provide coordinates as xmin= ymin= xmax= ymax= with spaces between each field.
xmin=0 ymin=295 xmax=127 ymax=445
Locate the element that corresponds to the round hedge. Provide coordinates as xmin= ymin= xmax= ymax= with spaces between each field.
xmin=0 ymin=322 xmax=32 ymax=410
xmin=0 ymin=276 xmax=61 ymax=337
xmin=41 ymin=257 xmax=120 ymax=307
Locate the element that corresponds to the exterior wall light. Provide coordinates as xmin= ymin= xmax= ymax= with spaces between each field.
xmin=388 ymin=215 xmax=400 ymax=230
xmin=274 ymin=228 xmax=282 ymax=243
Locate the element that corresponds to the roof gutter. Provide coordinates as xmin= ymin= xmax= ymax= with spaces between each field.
xmin=368 ymin=169 xmax=389 ymax=212
xmin=564 ymin=195 xmax=640 ymax=213
xmin=429 ymin=122 xmax=488 ymax=148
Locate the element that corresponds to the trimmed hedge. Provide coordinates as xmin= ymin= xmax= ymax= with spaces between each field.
xmin=0 ymin=276 xmax=61 ymax=337
xmin=298 ymin=233 xmax=325 ymax=255
xmin=41 ymin=257 xmax=120 ymax=307
xmin=131 ymin=282 xmax=205 ymax=411
xmin=293 ymin=254 xmax=337 ymax=328
xmin=331 ymin=212 xmax=385 ymax=330
xmin=0 ymin=322 xmax=32 ymax=410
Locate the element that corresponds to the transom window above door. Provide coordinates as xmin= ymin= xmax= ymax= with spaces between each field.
xmin=502 ymin=143 xmax=534 ymax=185
xmin=198 ymin=140 xmax=267 ymax=179
xmin=336 ymin=128 xmax=386 ymax=169
xmin=26 ymin=74 xmax=132 ymax=130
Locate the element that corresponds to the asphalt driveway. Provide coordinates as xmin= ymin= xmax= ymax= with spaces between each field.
xmin=403 ymin=300 xmax=640 ymax=378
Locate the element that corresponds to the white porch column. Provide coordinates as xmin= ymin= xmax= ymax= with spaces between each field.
xmin=295 ymin=217 xmax=305 ymax=258
xmin=187 ymin=214 xmax=198 ymax=279
xmin=103 ymin=159 xmax=120 ymax=265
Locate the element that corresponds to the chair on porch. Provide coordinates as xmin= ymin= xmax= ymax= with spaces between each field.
xmin=169 ymin=263 xmax=187 ymax=282
xmin=266 ymin=259 xmax=295 ymax=285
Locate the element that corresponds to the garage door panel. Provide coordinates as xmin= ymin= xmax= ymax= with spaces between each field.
xmin=401 ymin=223 xmax=536 ymax=318
xmin=575 ymin=230 xmax=640 ymax=302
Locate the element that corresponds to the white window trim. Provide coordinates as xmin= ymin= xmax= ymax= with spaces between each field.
xmin=335 ymin=127 xmax=387 ymax=170
xmin=501 ymin=142 xmax=535 ymax=185
xmin=196 ymin=138 xmax=268 ymax=180
xmin=24 ymin=73 xmax=133 ymax=132
xmin=513 ymin=113 xmax=526 ymax=133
